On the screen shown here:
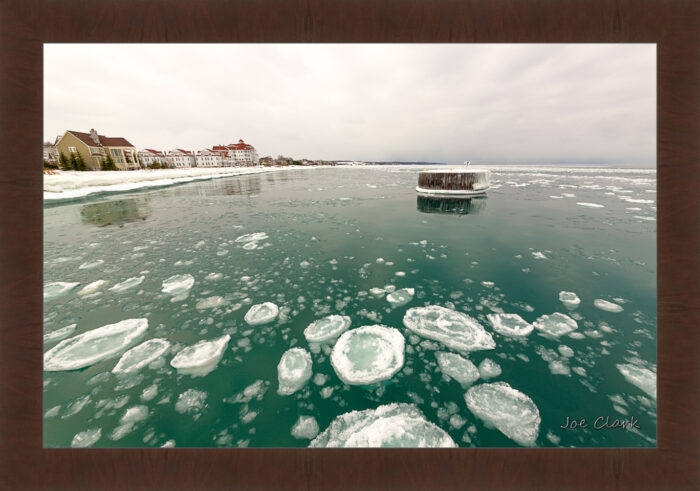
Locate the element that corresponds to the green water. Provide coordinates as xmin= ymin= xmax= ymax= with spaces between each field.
xmin=43 ymin=166 xmax=657 ymax=448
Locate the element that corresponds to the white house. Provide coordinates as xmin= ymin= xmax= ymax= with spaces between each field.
xmin=195 ymin=149 xmax=223 ymax=167
xmin=212 ymin=139 xmax=259 ymax=167
xmin=167 ymin=149 xmax=196 ymax=168
xmin=138 ymin=149 xmax=168 ymax=167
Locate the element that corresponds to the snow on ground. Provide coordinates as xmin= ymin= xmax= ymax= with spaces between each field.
xmin=43 ymin=167 xmax=331 ymax=202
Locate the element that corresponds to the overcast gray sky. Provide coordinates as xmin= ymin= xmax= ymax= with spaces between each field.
xmin=44 ymin=44 xmax=655 ymax=166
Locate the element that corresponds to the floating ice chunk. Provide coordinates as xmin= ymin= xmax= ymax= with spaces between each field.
xmin=310 ymin=403 xmax=456 ymax=448
xmin=369 ymin=288 xmax=386 ymax=297
xmin=594 ymin=299 xmax=624 ymax=313
xmin=44 ymin=318 xmax=149 ymax=371
xmin=44 ymin=324 xmax=78 ymax=343
xmin=140 ymin=384 xmax=158 ymax=401
xmin=244 ymin=302 xmax=279 ymax=326
xmin=478 ymin=358 xmax=502 ymax=379
xmin=532 ymin=313 xmax=578 ymax=338
xmin=277 ymin=347 xmax=313 ymax=395
xmin=235 ymin=232 xmax=268 ymax=243
xmin=383 ymin=285 xmax=396 ymax=293
xmin=161 ymin=274 xmax=195 ymax=296
xmin=548 ymin=360 xmax=570 ymax=376
xmin=109 ymin=276 xmax=145 ymax=292
xmin=300 ymin=260 xmax=311 ymax=268
xmin=558 ymin=291 xmax=581 ymax=309
xmin=376 ymin=258 xmax=384 ymax=264
xmin=304 ymin=315 xmax=352 ymax=343
xmin=79 ymin=260 xmax=104 ymax=270
xmin=77 ymin=280 xmax=107 ymax=296
xmin=71 ymin=428 xmax=102 ymax=448
xmin=161 ymin=440 xmax=175 ymax=448
xmin=330 ymin=325 xmax=405 ymax=385
xmin=557 ymin=345 xmax=574 ymax=358
xmin=121 ymin=405 xmax=149 ymax=424
xmin=622 ymin=198 xmax=654 ymax=204
xmin=175 ymin=389 xmax=208 ymax=416
xmin=196 ymin=296 xmax=225 ymax=310
xmin=435 ymin=352 xmax=479 ymax=386
xmin=170 ymin=334 xmax=231 ymax=377
xmin=205 ymin=272 xmax=223 ymax=281
xmin=386 ymin=288 xmax=415 ymax=307
xmin=291 ymin=415 xmax=320 ymax=440
xmin=465 ymin=382 xmax=541 ymax=447
xmin=617 ymin=364 xmax=656 ymax=399
xmin=487 ymin=313 xmax=534 ymax=338
xmin=44 ymin=282 xmax=80 ymax=300
xmin=403 ymin=306 xmax=495 ymax=354
xmin=394 ymin=271 xmax=406 ymax=277
xmin=112 ymin=338 xmax=170 ymax=374
xmin=576 ymin=202 xmax=604 ymax=208
xmin=531 ymin=252 xmax=547 ymax=260
xmin=481 ymin=281 xmax=494 ymax=287
xmin=568 ymin=332 xmax=586 ymax=340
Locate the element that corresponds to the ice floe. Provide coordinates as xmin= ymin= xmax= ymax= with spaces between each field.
xmin=304 ymin=315 xmax=352 ymax=343
xmin=558 ymin=291 xmax=581 ymax=309
xmin=235 ymin=232 xmax=268 ymax=243
xmin=486 ymin=313 xmax=534 ymax=338
xmin=464 ymin=382 xmax=541 ymax=446
xmin=71 ymin=428 xmax=102 ymax=448
xmin=435 ymin=352 xmax=480 ymax=386
xmin=79 ymin=260 xmax=104 ymax=270
xmin=532 ymin=313 xmax=578 ymax=338
xmin=44 ymin=324 xmax=78 ymax=343
xmin=244 ymin=302 xmax=279 ymax=326
xmin=594 ymin=299 xmax=624 ymax=313
xmin=44 ymin=318 xmax=149 ymax=371
xmin=291 ymin=415 xmax=320 ymax=440
xmin=170 ymin=334 xmax=231 ymax=377
xmin=196 ymin=296 xmax=225 ymax=310
xmin=175 ymin=389 xmax=208 ymax=418
xmin=386 ymin=288 xmax=415 ymax=307
xmin=109 ymin=276 xmax=145 ymax=292
xmin=112 ymin=338 xmax=170 ymax=374
xmin=277 ymin=347 xmax=313 ymax=395
xmin=161 ymin=274 xmax=195 ymax=298
xmin=403 ymin=305 xmax=495 ymax=354
xmin=531 ymin=252 xmax=547 ymax=260
xmin=617 ymin=363 xmax=656 ymax=399
xmin=44 ymin=282 xmax=80 ymax=300
xmin=478 ymin=358 xmax=502 ymax=379
xmin=330 ymin=325 xmax=405 ymax=385
xmin=576 ymin=202 xmax=604 ymax=208
xmin=77 ymin=280 xmax=107 ymax=296
xmin=310 ymin=403 xmax=456 ymax=448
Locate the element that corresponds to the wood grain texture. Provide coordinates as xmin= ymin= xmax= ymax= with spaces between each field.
xmin=1 ymin=0 xmax=698 ymax=489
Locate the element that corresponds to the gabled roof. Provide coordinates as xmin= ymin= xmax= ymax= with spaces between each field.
xmin=66 ymin=130 xmax=135 ymax=148
xmin=140 ymin=149 xmax=164 ymax=155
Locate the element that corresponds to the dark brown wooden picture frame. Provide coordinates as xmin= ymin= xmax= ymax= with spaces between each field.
xmin=1 ymin=0 xmax=698 ymax=489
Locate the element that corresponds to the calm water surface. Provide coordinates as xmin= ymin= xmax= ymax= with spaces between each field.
xmin=43 ymin=166 xmax=657 ymax=447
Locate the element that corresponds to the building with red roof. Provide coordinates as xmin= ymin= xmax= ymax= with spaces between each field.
xmin=56 ymin=129 xmax=139 ymax=170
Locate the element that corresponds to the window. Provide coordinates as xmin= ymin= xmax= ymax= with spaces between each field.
xmin=68 ymin=146 xmax=77 ymax=153
xmin=111 ymin=149 xmax=121 ymax=157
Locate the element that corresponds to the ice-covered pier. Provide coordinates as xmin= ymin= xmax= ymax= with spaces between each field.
xmin=416 ymin=162 xmax=490 ymax=196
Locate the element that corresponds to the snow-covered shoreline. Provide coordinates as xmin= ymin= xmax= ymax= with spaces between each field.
xmin=43 ymin=166 xmax=329 ymax=203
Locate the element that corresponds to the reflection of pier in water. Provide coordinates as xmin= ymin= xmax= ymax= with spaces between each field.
xmin=416 ymin=195 xmax=487 ymax=215
xmin=80 ymin=197 xmax=151 ymax=227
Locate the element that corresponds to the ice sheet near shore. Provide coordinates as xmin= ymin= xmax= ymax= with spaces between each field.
xmin=403 ymin=305 xmax=495 ymax=354
xmin=465 ymin=382 xmax=541 ymax=447
xmin=43 ymin=167 xmax=307 ymax=202
xmin=310 ymin=403 xmax=456 ymax=448
xmin=44 ymin=318 xmax=149 ymax=371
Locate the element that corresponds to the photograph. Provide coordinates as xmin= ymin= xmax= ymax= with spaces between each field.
xmin=42 ymin=43 xmax=657 ymax=449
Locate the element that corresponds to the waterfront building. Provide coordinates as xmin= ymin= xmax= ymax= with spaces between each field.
xmin=56 ymin=129 xmax=139 ymax=170
xmin=212 ymin=139 xmax=259 ymax=166
xmin=195 ymin=149 xmax=224 ymax=167
xmin=43 ymin=142 xmax=58 ymax=164
xmin=138 ymin=149 xmax=169 ymax=167
xmin=167 ymin=149 xmax=196 ymax=168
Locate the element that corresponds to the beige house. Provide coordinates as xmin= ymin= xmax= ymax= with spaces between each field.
xmin=56 ymin=129 xmax=139 ymax=170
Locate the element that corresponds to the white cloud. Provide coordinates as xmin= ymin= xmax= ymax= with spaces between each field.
xmin=44 ymin=43 xmax=655 ymax=165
